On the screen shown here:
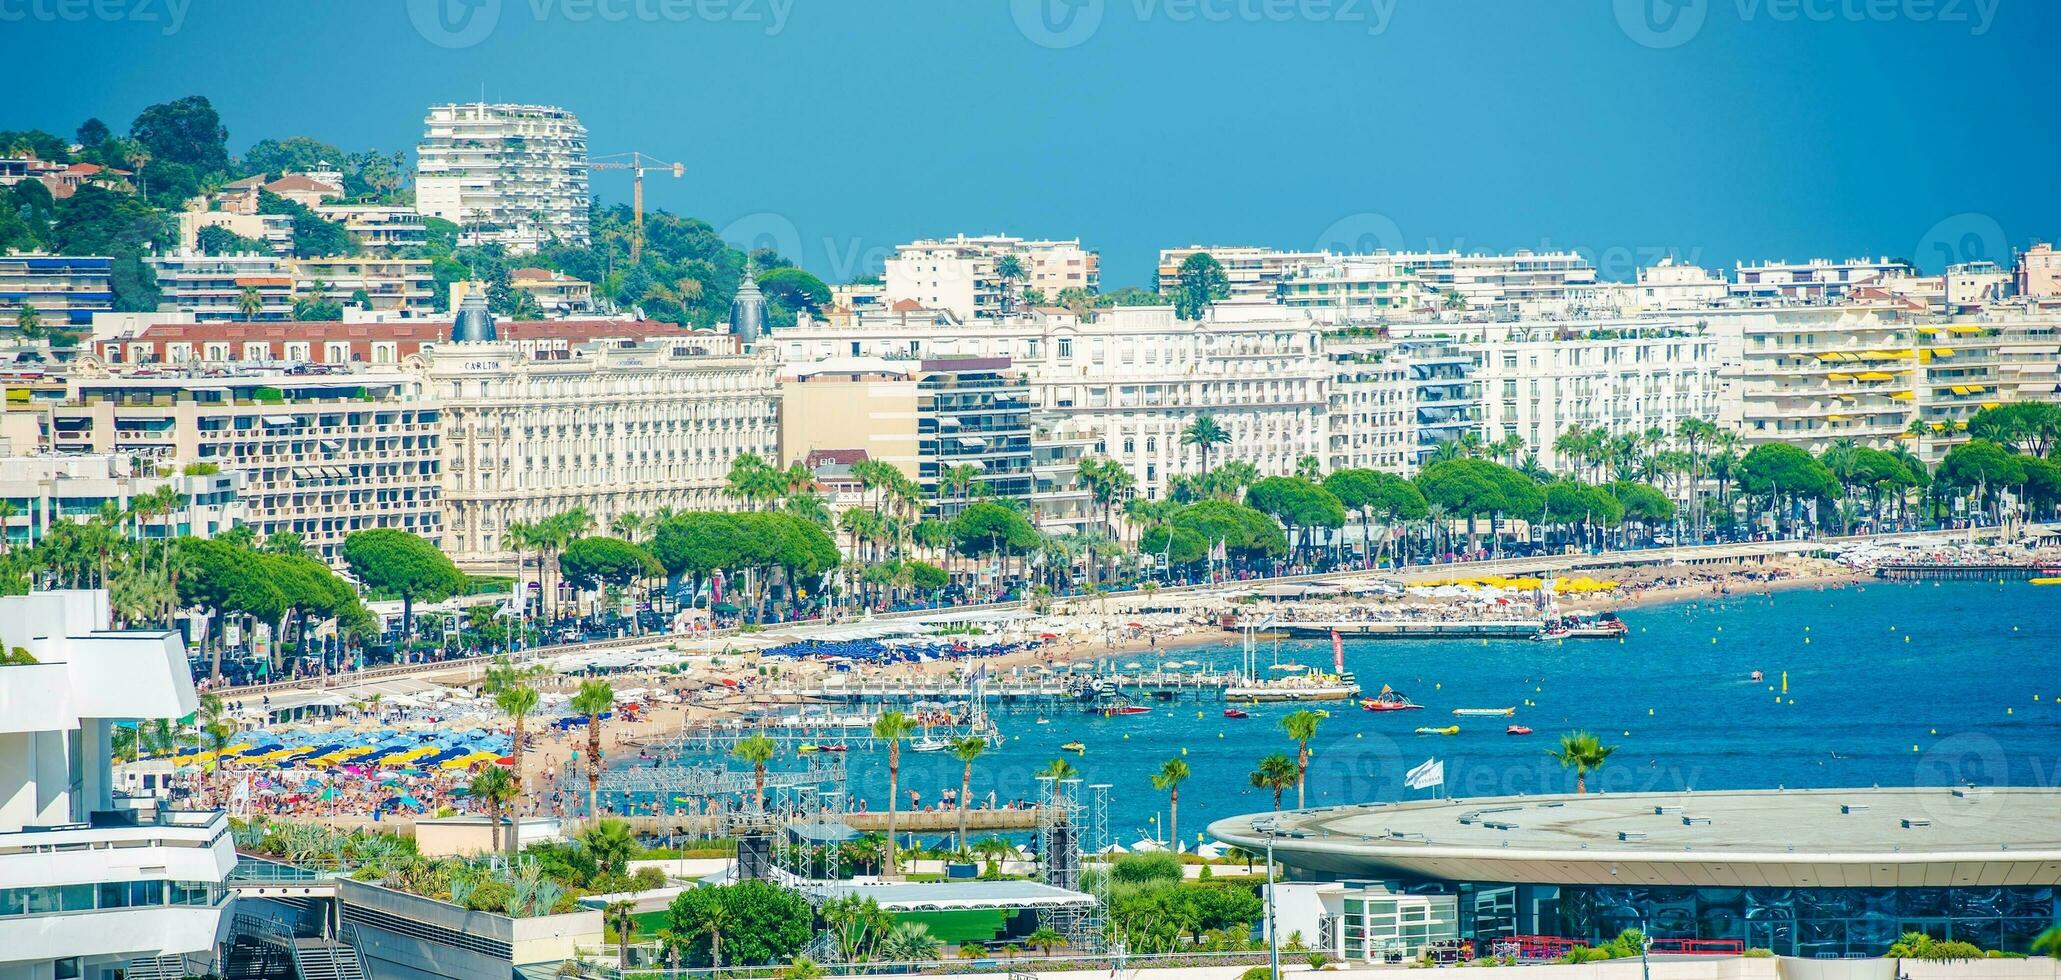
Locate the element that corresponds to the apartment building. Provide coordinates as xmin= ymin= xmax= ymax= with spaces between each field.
xmin=148 ymin=253 xmax=294 ymax=322
xmin=884 ymin=236 xmax=1097 ymax=320
xmin=1324 ymin=341 xmax=1416 ymax=475
xmin=289 ymin=256 xmax=436 ymax=316
xmin=1394 ymin=337 xmax=1482 ymax=465
xmin=1472 ymin=318 xmax=1724 ymax=471
xmin=2017 ymin=243 xmax=2061 ymax=300
xmin=174 ymin=211 xmax=293 ymax=255
xmin=775 ymin=302 xmax=1331 ymax=499
xmin=0 ymin=254 xmax=113 ymax=328
xmin=45 ymin=372 xmax=442 ymax=562
xmin=1716 ymin=305 xmax=1917 ymax=454
xmin=0 ymin=454 xmax=244 ymax=550
xmin=509 ymin=267 xmax=595 ymax=315
xmin=1908 ymin=314 xmax=2061 ymax=461
xmin=415 ymin=102 xmax=590 ymax=253
xmin=1278 ymin=256 xmax=1431 ymax=320
xmin=314 ymin=204 xmax=429 ymax=256
xmin=0 ymin=589 xmax=234 ymax=980
xmin=415 ymin=326 xmax=777 ymax=566
xmin=1415 ymin=249 xmax=1600 ymax=318
xmin=1157 ymin=245 xmax=1327 ymax=301
xmin=1730 ymin=257 xmax=1915 ymax=304
xmin=95 ymin=319 xmax=705 ymax=369
xmin=1626 ymin=257 xmax=1730 ymax=311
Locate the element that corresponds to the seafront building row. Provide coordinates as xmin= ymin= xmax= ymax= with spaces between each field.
xmin=6 ymin=286 xmax=2061 ymax=564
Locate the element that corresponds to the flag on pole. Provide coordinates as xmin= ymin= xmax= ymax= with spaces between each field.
xmin=1331 ymin=630 xmax=1345 ymax=675
xmin=1404 ymin=757 xmax=1445 ymax=790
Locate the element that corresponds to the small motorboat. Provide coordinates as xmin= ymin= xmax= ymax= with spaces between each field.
xmin=1035 ymin=717 xmax=1052 ymax=725
xmin=1414 ymin=725 xmax=1461 ymax=736
xmin=1453 ymin=707 xmax=1516 ymax=717
xmin=912 ymin=737 xmax=949 ymax=753
xmin=816 ymin=743 xmax=848 ymax=753
xmin=1223 ymin=708 xmax=1251 ymax=719
xmin=1099 ymin=705 xmax=1153 ymax=717
xmin=1506 ymin=725 xmax=1533 ymax=736
xmin=1532 ymin=627 xmax=1571 ymax=642
xmin=1061 ymin=741 xmax=1087 ymax=754
xmin=1750 ymin=670 xmax=1765 ymax=682
xmin=798 ymin=744 xmax=820 ymax=754
xmin=1361 ymin=687 xmax=1423 ymax=712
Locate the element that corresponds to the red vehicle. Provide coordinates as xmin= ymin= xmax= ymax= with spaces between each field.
xmin=1362 ymin=686 xmax=1423 ymax=711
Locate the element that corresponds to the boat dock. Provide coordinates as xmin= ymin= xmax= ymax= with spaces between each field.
xmin=1274 ymin=620 xmax=1543 ymax=640
xmin=759 ymin=669 xmax=1351 ymax=704
xmin=1873 ymin=563 xmax=2060 ymax=582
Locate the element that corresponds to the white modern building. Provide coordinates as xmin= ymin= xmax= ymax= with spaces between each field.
xmin=1165 ymin=247 xmax=1601 ymax=320
xmin=148 ymin=253 xmax=294 ymax=323
xmin=775 ymin=302 xmax=1332 ymax=498
xmin=413 ymin=316 xmax=777 ymax=567
xmin=1473 ymin=318 xmax=1724 ymax=471
xmin=1626 ymin=257 xmax=1730 ymax=311
xmin=44 ymin=371 xmax=443 ymax=563
xmin=883 ymin=235 xmax=1099 ymax=320
xmin=289 ymin=256 xmax=436 ymax=316
xmin=415 ymin=103 xmax=590 ymax=253
xmin=313 ymin=204 xmax=429 ymax=256
xmin=1730 ymin=257 xmax=1915 ymax=304
xmin=0 ymin=454 xmax=245 ymax=551
xmin=1324 ymin=341 xmax=1416 ymax=474
xmin=1157 ymin=245 xmax=1328 ymax=301
xmin=0 ymin=589 xmax=234 ymax=980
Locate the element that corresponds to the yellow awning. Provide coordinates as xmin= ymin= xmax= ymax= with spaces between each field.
xmin=1930 ymin=422 xmax=1948 ymax=432
xmin=1858 ymin=350 xmax=1905 ymax=360
xmin=1826 ymin=414 xmax=1850 ymax=422
xmin=1980 ymin=401 xmax=2001 ymax=409
xmin=1965 ymin=384 xmax=1985 ymax=393
xmin=1815 ymin=352 xmax=1856 ymax=363
xmin=1890 ymin=391 xmax=1914 ymax=401
xmin=1918 ymin=326 xmax=1942 ymax=335
xmin=1947 ymin=325 xmax=1983 ymax=335
xmin=1827 ymin=372 xmax=1853 ymax=382
xmin=1950 ymin=385 xmax=1971 ymax=395
xmin=1857 ymin=371 xmax=1895 ymax=382
xmin=1930 ymin=347 xmax=1956 ymax=356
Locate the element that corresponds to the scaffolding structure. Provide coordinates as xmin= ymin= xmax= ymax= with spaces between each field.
xmin=1035 ymin=776 xmax=1105 ymax=950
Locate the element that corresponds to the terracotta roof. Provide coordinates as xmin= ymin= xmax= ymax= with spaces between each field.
xmin=224 ymin=175 xmax=267 ymax=189
xmin=890 ymin=299 xmax=926 ymax=312
xmin=805 ymin=449 xmax=870 ymax=467
xmin=132 ymin=318 xmax=720 ymax=345
xmin=264 ymin=174 xmax=341 ymax=194
xmin=510 ymin=267 xmax=562 ymax=280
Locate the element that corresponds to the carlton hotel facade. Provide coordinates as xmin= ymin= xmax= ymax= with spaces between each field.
xmin=413 ymin=290 xmax=780 ymax=566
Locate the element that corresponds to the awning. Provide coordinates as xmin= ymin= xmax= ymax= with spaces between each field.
xmin=320 ymin=440 xmax=342 ymax=452
xmin=1815 ymin=352 xmax=1856 ymax=363
xmin=1857 ymin=372 xmax=1895 ymax=382
xmin=1857 ymin=350 xmax=1905 ymax=360
xmin=1980 ymin=401 xmax=2001 ymax=409
xmin=261 ymin=414 xmax=299 ymax=426
xmin=1929 ymin=347 xmax=1956 ymax=356
xmin=1827 ymin=372 xmax=1853 ymax=382
xmin=1947 ymin=325 xmax=1984 ymax=335
xmin=1890 ymin=391 xmax=1914 ymax=401
xmin=325 ymin=466 xmax=347 ymax=479
xmin=959 ymin=436 xmax=987 ymax=448
xmin=1826 ymin=414 xmax=1850 ymax=422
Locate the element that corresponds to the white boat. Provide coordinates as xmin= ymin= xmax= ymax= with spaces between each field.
xmin=1452 ymin=707 xmax=1516 ymax=717
xmin=911 ymin=736 xmax=950 ymax=753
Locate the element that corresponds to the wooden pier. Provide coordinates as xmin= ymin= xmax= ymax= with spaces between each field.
xmin=760 ymin=670 xmax=1237 ymax=702
xmin=1872 ymin=563 xmax=2058 ymax=582
xmin=1276 ymin=620 xmax=1543 ymax=639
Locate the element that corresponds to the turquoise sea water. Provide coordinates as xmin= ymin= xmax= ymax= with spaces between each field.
xmin=812 ymin=579 xmax=2061 ymax=847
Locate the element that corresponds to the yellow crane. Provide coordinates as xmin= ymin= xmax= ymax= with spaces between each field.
xmin=589 ymin=151 xmax=683 ymax=263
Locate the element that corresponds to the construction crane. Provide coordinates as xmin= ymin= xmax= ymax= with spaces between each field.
xmin=589 ymin=151 xmax=684 ymax=263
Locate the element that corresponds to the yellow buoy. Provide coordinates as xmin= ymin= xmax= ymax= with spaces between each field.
xmin=1930 ymin=728 xmax=1937 ymax=735
xmin=1648 ymin=708 xmax=1655 ymax=716
xmin=2007 ymin=707 xmax=2014 ymax=715
xmin=1805 ymin=638 xmax=1811 ymax=644
xmin=1181 ymin=746 xmax=1189 ymax=755
xmin=1905 ymin=636 xmax=1911 ymax=643
xmin=1913 ymin=745 xmax=1920 ymax=752
xmin=1781 ymin=672 xmax=1789 ymax=694
xmin=1787 ymin=699 xmax=1795 ymax=705
xmin=1218 ymin=732 xmax=1225 ymax=738
xmin=1122 ymin=734 xmax=1129 ymax=740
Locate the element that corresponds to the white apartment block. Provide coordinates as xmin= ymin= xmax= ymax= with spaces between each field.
xmin=1164 ymin=247 xmax=1600 ymax=319
xmin=1730 ymin=257 xmax=1915 ymax=304
xmin=45 ymin=372 xmax=442 ymax=563
xmin=314 ymin=203 xmax=429 ymax=255
xmin=1472 ymin=318 xmax=1724 ymax=471
xmin=1157 ymin=245 xmax=1326 ymax=301
xmin=416 ymin=102 xmax=590 ymax=253
xmin=775 ymin=302 xmax=1331 ymax=499
xmin=289 ymin=256 xmax=436 ymax=315
xmin=0 ymin=454 xmax=244 ymax=551
xmin=174 ymin=211 xmax=292 ymax=255
xmin=414 ymin=336 xmax=779 ymax=566
xmin=883 ymin=235 xmax=1098 ymax=320
xmin=0 ymin=589 xmax=234 ymax=980
xmin=148 ymin=252 xmax=294 ymax=322
xmin=1626 ymin=257 xmax=1730 ymax=311
xmin=1325 ymin=341 xmax=1417 ymax=474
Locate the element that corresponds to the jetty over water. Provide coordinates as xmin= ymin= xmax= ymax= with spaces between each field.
xmin=760 ymin=669 xmax=1238 ymax=702
xmin=1872 ymin=562 xmax=2059 ymax=581
xmin=1276 ymin=620 xmax=1542 ymax=639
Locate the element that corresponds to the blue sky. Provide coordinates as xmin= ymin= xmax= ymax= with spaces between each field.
xmin=4 ymin=0 xmax=2055 ymax=286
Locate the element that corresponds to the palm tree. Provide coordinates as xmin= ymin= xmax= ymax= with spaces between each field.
xmin=605 ymin=899 xmax=639 ymax=971
xmin=1151 ymin=757 xmax=1190 ymax=851
xmin=236 ymin=286 xmax=265 ymax=321
xmin=1250 ymin=753 xmax=1299 ymax=810
xmin=609 ymin=512 xmax=646 ymax=542
xmin=1037 ymin=757 xmax=1079 ymax=808
xmin=1549 ymin=730 xmax=1617 ymax=794
xmin=1180 ymin=415 xmax=1232 ymax=475
xmin=487 ymin=657 xmax=544 ymax=858
xmin=197 ymin=692 xmax=234 ymax=797
xmin=1281 ymin=709 xmax=1322 ymax=809
xmin=581 ymin=818 xmax=637 ymax=876
xmin=871 ymin=710 xmax=916 ymax=874
xmin=570 ymin=679 xmax=616 ymax=820
xmin=949 ymin=736 xmax=986 ymax=850
xmin=1025 ymin=927 xmax=1068 ymax=958
xmin=732 ymin=733 xmax=778 ymax=813
xmin=467 ymin=765 xmax=517 ymax=853
xmin=0 ymin=500 xmax=17 ymax=557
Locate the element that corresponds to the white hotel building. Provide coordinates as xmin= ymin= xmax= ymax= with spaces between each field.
xmin=413 ymin=333 xmax=779 ymax=566
xmin=883 ymin=235 xmax=1099 ymax=320
xmin=775 ymin=303 xmax=1332 ymax=499
xmin=1472 ymin=317 xmax=1725 ymax=470
xmin=1162 ymin=247 xmax=1601 ymax=320
xmin=0 ymin=590 xmax=233 ymax=980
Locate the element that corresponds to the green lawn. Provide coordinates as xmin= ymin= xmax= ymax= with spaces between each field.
xmin=892 ymin=908 xmax=1011 ymax=944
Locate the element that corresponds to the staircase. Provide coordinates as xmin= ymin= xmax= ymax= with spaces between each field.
xmin=290 ymin=937 xmax=364 ymax=980
xmin=123 ymin=955 xmax=194 ymax=980
xmin=222 ymin=910 xmax=365 ymax=980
